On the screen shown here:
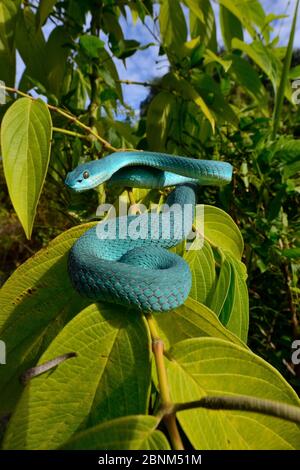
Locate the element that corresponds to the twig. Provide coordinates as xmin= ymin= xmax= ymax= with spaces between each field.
xmin=52 ymin=127 xmax=89 ymax=140
xmin=146 ymin=314 xmax=184 ymax=450
xmin=1 ymin=85 xmax=117 ymax=152
xmin=20 ymin=352 xmax=77 ymax=385
xmin=164 ymin=394 xmax=300 ymax=426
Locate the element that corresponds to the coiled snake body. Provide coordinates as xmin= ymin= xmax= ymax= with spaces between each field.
xmin=65 ymin=152 xmax=232 ymax=312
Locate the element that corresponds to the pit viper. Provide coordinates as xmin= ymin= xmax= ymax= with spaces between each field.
xmin=65 ymin=151 xmax=232 ymax=312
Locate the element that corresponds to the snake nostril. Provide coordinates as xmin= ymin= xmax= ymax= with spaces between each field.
xmin=77 ymin=179 xmax=82 ymax=183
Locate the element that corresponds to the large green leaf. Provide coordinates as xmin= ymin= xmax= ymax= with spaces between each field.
xmin=218 ymin=0 xmax=266 ymax=39
xmin=189 ymin=0 xmax=217 ymax=51
xmin=3 ymin=304 xmax=151 ymax=450
xmin=1 ymin=97 xmax=52 ymax=238
xmin=146 ymin=92 xmax=176 ymax=151
xmin=231 ymin=38 xmax=286 ymax=97
xmin=201 ymin=205 xmax=244 ymax=260
xmin=63 ymin=416 xmax=170 ymax=450
xmin=219 ymin=253 xmax=249 ymax=342
xmin=220 ymin=4 xmax=243 ymax=50
xmin=227 ymin=54 xmax=266 ymax=103
xmin=191 ymin=71 xmax=238 ymax=126
xmin=166 ymin=338 xmax=300 ymax=449
xmin=208 ymin=254 xmax=231 ymax=316
xmin=16 ymin=7 xmax=47 ymax=87
xmin=0 ymin=0 xmax=21 ymax=86
xmin=44 ymin=26 xmax=71 ymax=98
xmin=161 ymin=73 xmax=215 ymax=132
xmin=0 ymin=223 xmax=95 ymax=415
xmin=184 ymin=240 xmax=216 ymax=304
xmin=154 ymin=297 xmax=246 ymax=350
xmin=159 ymin=0 xmax=187 ymax=50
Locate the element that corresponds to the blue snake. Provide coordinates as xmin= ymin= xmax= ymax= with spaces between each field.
xmin=65 ymin=152 xmax=232 ymax=312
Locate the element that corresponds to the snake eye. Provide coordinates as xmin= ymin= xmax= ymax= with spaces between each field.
xmin=83 ymin=170 xmax=90 ymax=179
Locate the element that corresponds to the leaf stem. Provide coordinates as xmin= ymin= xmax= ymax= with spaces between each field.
xmin=146 ymin=314 xmax=184 ymax=450
xmin=166 ymin=394 xmax=300 ymax=426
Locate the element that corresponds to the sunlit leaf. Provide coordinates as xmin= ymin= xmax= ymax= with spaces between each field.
xmin=1 ymin=98 xmax=52 ymax=239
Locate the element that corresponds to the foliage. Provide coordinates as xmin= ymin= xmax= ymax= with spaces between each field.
xmin=0 ymin=0 xmax=299 ymax=450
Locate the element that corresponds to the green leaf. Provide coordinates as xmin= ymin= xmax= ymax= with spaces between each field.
xmin=220 ymin=4 xmax=243 ymax=50
xmin=159 ymin=0 xmax=187 ymax=50
xmin=231 ymin=38 xmax=283 ymax=95
xmin=154 ymin=297 xmax=246 ymax=350
xmin=208 ymin=255 xmax=231 ymax=316
xmin=166 ymin=338 xmax=300 ymax=449
xmin=191 ymin=71 xmax=238 ymax=126
xmin=146 ymin=91 xmax=176 ymax=151
xmin=162 ymin=74 xmax=216 ymax=132
xmin=79 ymin=35 xmax=105 ymax=59
xmin=184 ymin=241 xmax=216 ymax=304
xmin=184 ymin=0 xmax=204 ymax=23
xmin=3 ymin=303 xmax=151 ymax=450
xmin=189 ymin=0 xmax=217 ymax=51
xmin=272 ymin=0 xmax=300 ymax=138
xmin=201 ymin=205 xmax=244 ymax=260
xmin=0 ymin=223 xmax=95 ymax=415
xmin=44 ymin=26 xmax=71 ymax=98
xmin=0 ymin=0 xmax=21 ymax=86
xmin=218 ymin=0 xmax=266 ymax=39
xmin=36 ymin=0 xmax=58 ymax=27
xmin=203 ymin=49 xmax=232 ymax=72
xmin=15 ymin=7 xmax=47 ymax=87
xmin=289 ymin=65 xmax=300 ymax=79
xmin=99 ymin=48 xmax=123 ymax=101
xmin=227 ymin=54 xmax=266 ymax=103
xmin=219 ymin=253 xmax=249 ymax=342
xmin=1 ymin=98 xmax=52 ymax=239
xmin=282 ymin=248 xmax=300 ymax=259
xmin=63 ymin=416 xmax=170 ymax=450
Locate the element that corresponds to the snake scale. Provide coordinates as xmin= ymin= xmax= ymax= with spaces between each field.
xmin=65 ymin=152 xmax=232 ymax=312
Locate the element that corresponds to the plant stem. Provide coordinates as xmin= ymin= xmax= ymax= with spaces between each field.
xmin=272 ymin=0 xmax=300 ymax=138
xmin=20 ymin=352 xmax=77 ymax=385
xmin=167 ymin=395 xmax=300 ymax=425
xmin=52 ymin=127 xmax=89 ymax=140
xmin=126 ymin=188 xmax=142 ymax=214
xmin=146 ymin=314 xmax=184 ymax=450
xmin=1 ymin=85 xmax=117 ymax=152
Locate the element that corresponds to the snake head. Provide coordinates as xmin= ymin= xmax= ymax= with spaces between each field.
xmin=65 ymin=161 xmax=112 ymax=192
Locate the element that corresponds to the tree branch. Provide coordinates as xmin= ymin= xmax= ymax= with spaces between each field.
xmin=163 ymin=394 xmax=300 ymax=426
xmin=1 ymin=85 xmax=117 ymax=152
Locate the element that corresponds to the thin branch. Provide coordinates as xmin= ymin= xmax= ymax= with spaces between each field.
xmin=164 ymin=394 xmax=300 ymax=426
xmin=20 ymin=352 xmax=77 ymax=385
xmin=52 ymin=127 xmax=89 ymax=140
xmin=146 ymin=314 xmax=184 ymax=450
xmin=1 ymin=85 xmax=117 ymax=152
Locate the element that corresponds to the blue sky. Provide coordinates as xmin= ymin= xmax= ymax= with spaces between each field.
xmin=17 ymin=0 xmax=300 ymax=111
